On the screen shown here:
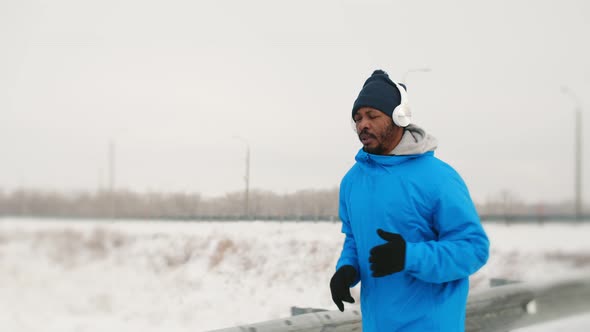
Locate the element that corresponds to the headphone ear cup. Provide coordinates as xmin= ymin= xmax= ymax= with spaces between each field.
xmin=392 ymin=105 xmax=412 ymax=127
xmin=392 ymin=81 xmax=411 ymax=127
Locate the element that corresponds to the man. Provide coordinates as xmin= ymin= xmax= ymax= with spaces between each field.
xmin=330 ymin=70 xmax=489 ymax=331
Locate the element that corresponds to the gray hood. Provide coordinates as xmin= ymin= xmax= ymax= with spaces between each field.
xmin=389 ymin=124 xmax=438 ymax=155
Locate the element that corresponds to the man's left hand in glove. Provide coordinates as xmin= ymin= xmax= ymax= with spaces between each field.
xmin=369 ymin=229 xmax=406 ymax=277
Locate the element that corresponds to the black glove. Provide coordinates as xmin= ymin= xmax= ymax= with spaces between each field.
xmin=329 ymin=265 xmax=357 ymax=312
xmin=369 ymin=229 xmax=406 ymax=277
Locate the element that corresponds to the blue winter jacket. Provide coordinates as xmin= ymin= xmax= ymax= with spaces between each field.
xmin=336 ymin=147 xmax=489 ymax=331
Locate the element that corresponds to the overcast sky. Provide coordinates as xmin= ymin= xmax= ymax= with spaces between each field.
xmin=1 ymin=0 xmax=589 ymax=204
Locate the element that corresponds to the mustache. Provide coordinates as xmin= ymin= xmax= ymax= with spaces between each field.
xmin=358 ymin=129 xmax=376 ymax=139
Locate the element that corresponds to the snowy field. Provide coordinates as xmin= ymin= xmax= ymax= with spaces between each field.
xmin=1 ymin=218 xmax=590 ymax=331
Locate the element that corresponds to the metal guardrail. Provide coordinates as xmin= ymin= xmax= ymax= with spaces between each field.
xmin=466 ymin=276 xmax=590 ymax=331
xmin=208 ymin=275 xmax=590 ymax=332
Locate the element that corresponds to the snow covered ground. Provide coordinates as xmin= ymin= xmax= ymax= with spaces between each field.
xmin=1 ymin=218 xmax=589 ymax=331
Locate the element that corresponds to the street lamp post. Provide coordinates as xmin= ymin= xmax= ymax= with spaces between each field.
xmin=561 ymin=86 xmax=583 ymax=220
xmin=401 ymin=67 xmax=432 ymax=85
xmin=233 ymin=136 xmax=250 ymax=219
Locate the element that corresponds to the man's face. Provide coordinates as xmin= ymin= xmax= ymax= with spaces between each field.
xmin=353 ymin=107 xmax=402 ymax=155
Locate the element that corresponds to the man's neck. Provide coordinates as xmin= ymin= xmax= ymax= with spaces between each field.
xmin=384 ymin=127 xmax=405 ymax=155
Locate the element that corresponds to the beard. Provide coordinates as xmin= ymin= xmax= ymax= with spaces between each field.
xmin=359 ymin=121 xmax=397 ymax=155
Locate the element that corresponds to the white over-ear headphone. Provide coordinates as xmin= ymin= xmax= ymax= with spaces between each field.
xmin=391 ymin=82 xmax=411 ymax=127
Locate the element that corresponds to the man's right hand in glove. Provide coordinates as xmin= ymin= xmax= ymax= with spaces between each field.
xmin=329 ymin=265 xmax=357 ymax=312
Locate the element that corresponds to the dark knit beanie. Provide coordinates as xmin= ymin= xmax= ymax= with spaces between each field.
xmin=352 ymin=70 xmax=404 ymax=118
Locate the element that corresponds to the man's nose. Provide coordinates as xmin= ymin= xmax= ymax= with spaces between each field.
xmin=356 ymin=118 xmax=369 ymax=132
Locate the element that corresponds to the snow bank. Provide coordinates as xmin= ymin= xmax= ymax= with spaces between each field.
xmin=1 ymin=218 xmax=589 ymax=331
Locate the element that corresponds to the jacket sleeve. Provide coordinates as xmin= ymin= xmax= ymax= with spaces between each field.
xmin=336 ymin=181 xmax=361 ymax=286
xmin=404 ymin=172 xmax=489 ymax=284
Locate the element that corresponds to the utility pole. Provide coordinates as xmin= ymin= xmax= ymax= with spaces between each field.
xmin=108 ymin=139 xmax=116 ymax=219
xmin=109 ymin=140 xmax=115 ymax=193
xmin=245 ymin=144 xmax=250 ymax=219
xmin=98 ymin=167 xmax=104 ymax=192
xmin=561 ymin=86 xmax=583 ymax=221
xmin=575 ymin=106 xmax=583 ymax=220
xmin=233 ymin=136 xmax=250 ymax=219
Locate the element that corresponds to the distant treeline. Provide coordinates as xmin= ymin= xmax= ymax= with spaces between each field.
xmin=0 ymin=188 xmax=339 ymax=220
xmin=0 ymin=188 xmax=587 ymax=221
